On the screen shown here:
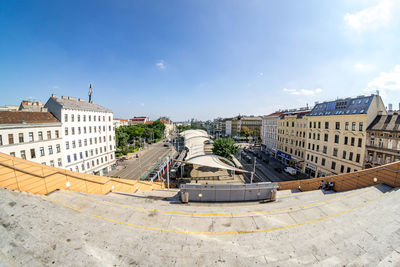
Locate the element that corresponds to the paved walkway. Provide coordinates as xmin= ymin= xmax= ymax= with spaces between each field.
xmin=1 ymin=184 xmax=399 ymax=266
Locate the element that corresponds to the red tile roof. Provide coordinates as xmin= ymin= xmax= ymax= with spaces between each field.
xmin=0 ymin=111 xmax=60 ymax=124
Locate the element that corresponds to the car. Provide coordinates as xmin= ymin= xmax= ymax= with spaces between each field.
xmin=284 ymin=166 xmax=297 ymax=175
xmin=163 ymin=144 xmax=170 ymax=147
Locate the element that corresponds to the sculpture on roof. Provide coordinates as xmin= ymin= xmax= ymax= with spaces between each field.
xmin=88 ymin=83 xmax=93 ymax=103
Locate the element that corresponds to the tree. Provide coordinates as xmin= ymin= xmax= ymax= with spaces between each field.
xmin=240 ymin=126 xmax=252 ymax=137
xmin=212 ymin=138 xmax=240 ymax=161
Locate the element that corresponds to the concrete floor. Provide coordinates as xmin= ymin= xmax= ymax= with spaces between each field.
xmin=0 ymin=185 xmax=400 ymax=266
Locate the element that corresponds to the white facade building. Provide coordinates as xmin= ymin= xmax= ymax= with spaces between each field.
xmin=261 ymin=112 xmax=282 ymax=155
xmin=45 ymin=95 xmax=116 ymax=175
xmin=0 ymin=111 xmax=63 ymax=167
xmin=225 ymin=120 xmax=232 ymax=136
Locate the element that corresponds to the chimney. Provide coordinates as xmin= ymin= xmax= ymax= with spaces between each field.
xmin=51 ymin=94 xmax=57 ymax=98
xmin=68 ymin=96 xmax=76 ymax=101
xmin=61 ymin=96 xmax=67 ymax=100
xmin=78 ymin=98 xmax=85 ymax=102
xmin=389 ymin=103 xmax=393 ymax=111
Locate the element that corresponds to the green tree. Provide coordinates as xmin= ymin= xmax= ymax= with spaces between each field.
xmin=240 ymin=126 xmax=253 ymax=137
xmin=212 ymin=138 xmax=240 ymax=161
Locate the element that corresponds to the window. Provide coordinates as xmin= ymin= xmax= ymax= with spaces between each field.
xmin=379 ymin=138 xmax=384 ymax=148
xmin=30 ymin=149 xmax=36 ymax=159
xmin=317 ymin=133 xmax=320 ymax=140
xmin=359 ymin=122 xmax=363 ymax=131
xmin=66 ymin=141 xmax=70 ymax=150
xmin=78 ymin=127 xmax=81 ymax=134
xmin=351 ymin=137 xmax=355 ymax=146
xmin=81 ymin=164 xmax=85 ymax=171
xmin=64 ymin=114 xmax=68 ymax=122
xmin=352 ymin=122 xmax=356 ymax=131
xmin=40 ymin=147 xmax=45 ymax=156
xmin=321 ymin=158 xmax=326 ymax=166
xmin=345 ymin=122 xmax=349 ymax=130
xmin=333 ymin=148 xmax=338 ymax=157
xmin=75 ymin=166 xmax=79 ymax=172
xmin=67 ymin=155 xmax=71 ymax=163
xmin=10 ymin=152 xmax=15 ymax=157
xmin=325 ymin=122 xmax=329 ymax=129
xmin=56 ymin=144 xmax=61 ymax=153
xmin=331 ymin=161 xmax=336 ymax=170
xmin=84 ymin=115 xmax=86 ymax=122
xmin=347 ymin=167 xmax=351 ymax=173
xmin=334 ymin=135 xmax=339 ymax=144
xmin=29 ymin=132 xmax=34 ymax=142
xmin=71 ymin=114 xmax=74 ymax=122
xmin=324 ymin=134 xmax=328 ymax=142
xmin=356 ymin=153 xmax=360 ymax=163
xmin=78 ymin=115 xmax=80 ymax=122
xmin=47 ymin=131 xmax=51 ymax=140
xmin=316 ymin=145 xmax=319 ymax=152
xmin=72 ymin=141 xmax=76 ymax=148
xmin=8 ymin=134 xmax=14 ymax=144
xmin=80 ymin=152 xmax=83 ymax=159
xmin=318 ymin=122 xmax=321 ymax=128
xmin=358 ymin=138 xmax=362 ymax=148
xmin=72 ymin=127 xmax=75 ymax=135
xmin=315 ymin=156 xmax=318 ymax=163
xmin=94 ymin=116 xmax=96 ymax=121
xmin=340 ymin=165 xmax=344 ymax=173
xmin=55 ymin=130 xmax=59 ymax=138
xmin=85 ymin=151 xmax=88 ymax=157
xmin=74 ymin=153 xmax=77 ymax=161
xmin=343 ymin=151 xmax=346 ymax=159
xmin=335 ymin=122 xmax=340 ymax=130
xmin=50 ymin=160 xmax=55 ymax=167
xmin=19 ymin=133 xmax=24 ymax=143
xmin=323 ymin=146 xmax=327 ymax=154
xmin=89 ymin=115 xmax=91 ymax=121
xmin=84 ymin=139 xmax=87 ymax=146
xmin=349 ymin=152 xmax=353 ymax=161
xmin=58 ymin=158 xmax=62 ymax=167
xmin=20 ymin=150 xmax=26 ymax=159
xmin=65 ymin=128 xmax=69 ymax=136
xmin=48 ymin=145 xmax=53 ymax=155
xmin=79 ymin=140 xmax=82 ymax=147
xmin=388 ymin=139 xmax=393 ymax=149
xmin=344 ymin=136 xmax=348 ymax=145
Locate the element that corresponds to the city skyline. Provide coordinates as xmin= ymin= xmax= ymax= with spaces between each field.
xmin=1 ymin=0 xmax=400 ymax=121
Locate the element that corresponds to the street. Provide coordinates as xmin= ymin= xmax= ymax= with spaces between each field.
xmin=108 ymin=141 xmax=172 ymax=180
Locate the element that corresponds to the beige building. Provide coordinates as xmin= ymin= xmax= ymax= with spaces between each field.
xmin=364 ymin=112 xmax=400 ymax=168
xmin=276 ymin=108 xmax=310 ymax=170
xmin=261 ymin=111 xmax=284 ymax=156
xmin=304 ymin=94 xmax=386 ymax=178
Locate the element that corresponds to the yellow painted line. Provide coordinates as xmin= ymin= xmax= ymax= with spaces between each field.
xmin=45 ymin=190 xmax=390 ymax=235
xmin=43 ymin=195 xmax=82 ymax=213
xmin=68 ymin=188 xmax=368 ymax=216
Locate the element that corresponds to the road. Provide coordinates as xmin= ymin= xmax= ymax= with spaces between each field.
xmin=238 ymin=150 xmax=309 ymax=183
xmin=108 ymin=141 xmax=172 ymax=180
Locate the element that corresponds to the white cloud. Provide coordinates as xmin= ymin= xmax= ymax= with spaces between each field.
xmin=283 ymin=88 xmax=323 ymax=96
xmin=354 ymin=63 xmax=375 ymax=71
xmin=365 ymin=65 xmax=400 ymax=94
xmin=140 ymin=102 xmax=145 ymax=107
xmin=155 ymin=60 xmax=165 ymax=69
xmin=344 ymin=0 xmax=393 ymax=31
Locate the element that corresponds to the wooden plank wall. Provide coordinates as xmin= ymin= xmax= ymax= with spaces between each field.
xmin=278 ymin=160 xmax=400 ymax=192
xmin=0 ymin=152 xmax=165 ymax=195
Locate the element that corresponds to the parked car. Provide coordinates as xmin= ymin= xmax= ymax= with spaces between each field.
xmin=284 ymin=166 xmax=297 ymax=175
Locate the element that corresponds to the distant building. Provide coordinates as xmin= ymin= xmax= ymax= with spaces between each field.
xmin=365 ymin=111 xmax=400 ymax=168
xmin=129 ymin=117 xmax=148 ymax=125
xmin=304 ymin=94 xmax=386 ymax=178
xmin=45 ymin=94 xmax=116 ymax=175
xmin=19 ymin=100 xmax=48 ymax=112
xmin=261 ymin=111 xmax=284 ymax=156
xmin=0 ymin=111 xmax=63 ymax=167
xmin=0 ymin=105 xmax=19 ymax=111
xmin=113 ymin=118 xmax=129 ymax=129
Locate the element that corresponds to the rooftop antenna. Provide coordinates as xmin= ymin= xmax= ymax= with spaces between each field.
xmin=88 ymin=83 xmax=93 ymax=103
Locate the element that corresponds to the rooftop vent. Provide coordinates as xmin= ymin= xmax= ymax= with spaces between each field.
xmin=68 ymin=96 xmax=76 ymax=101
xmin=61 ymin=96 xmax=67 ymax=100
xmin=51 ymin=94 xmax=57 ymax=98
xmin=78 ymin=98 xmax=85 ymax=102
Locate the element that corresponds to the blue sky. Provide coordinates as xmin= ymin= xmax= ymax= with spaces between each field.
xmin=1 ymin=0 xmax=400 ymax=121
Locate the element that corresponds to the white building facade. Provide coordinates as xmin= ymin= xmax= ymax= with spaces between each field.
xmin=45 ymin=95 xmax=116 ymax=175
xmin=0 ymin=111 xmax=63 ymax=167
xmin=225 ymin=120 xmax=232 ymax=136
xmin=261 ymin=112 xmax=282 ymax=155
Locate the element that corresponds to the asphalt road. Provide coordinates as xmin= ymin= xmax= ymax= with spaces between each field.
xmin=238 ymin=150 xmax=308 ymax=183
xmin=108 ymin=141 xmax=172 ymax=180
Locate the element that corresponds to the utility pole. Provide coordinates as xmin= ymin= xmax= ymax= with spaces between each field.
xmin=251 ymin=157 xmax=256 ymax=184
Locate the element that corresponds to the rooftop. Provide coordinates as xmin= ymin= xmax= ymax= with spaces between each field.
xmin=308 ymin=95 xmax=374 ymax=116
xmin=0 ymin=111 xmax=60 ymax=124
xmin=46 ymin=95 xmax=112 ymax=113
xmin=367 ymin=113 xmax=400 ymax=132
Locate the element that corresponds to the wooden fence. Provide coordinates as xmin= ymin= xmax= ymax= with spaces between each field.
xmin=0 ymin=152 xmax=164 ymax=195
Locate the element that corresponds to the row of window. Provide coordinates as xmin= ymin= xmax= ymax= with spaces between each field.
xmin=64 ymin=114 xmax=112 ymax=123
xmin=308 ymin=143 xmax=361 ymax=162
xmin=0 ymin=131 xmax=60 ymax=146
xmin=370 ymin=138 xmax=400 ymax=150
xmin=309 ymin=121 xmax=363 ymax=131
xmin=307 ymin=154 xmax=358 ymax=172
xmin=65 ymin=126 xmax=113 ymax=136
xmin=68 ymin=154 xmax=113 ymax=172
xmin=307 ymin=133 xmax=363 ymax=147
xmin=66 ymin=137 xmax=114 ymax=149
xmin=66 ymin=147 xmax=113 ymax=163
xmin=9 ymin=144 xmax=61 ymax=160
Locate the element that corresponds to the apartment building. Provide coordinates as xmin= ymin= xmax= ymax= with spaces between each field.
xmin=0 ymin=111 xmax=63 ymax=167
xmin=364 ymin=112 xmax=400 ymax=168
xmin=261 ymin=111 xmax=283 ymax=156
xmin=129 ymin=117 xmax=148 ymax=125
xmin=45 ymin=95 xmax=116 ymax=175
xmin=276 ymin=109 xmax=310 ymax=170
xmin=304 ymin=94 xmax=386 ymax=178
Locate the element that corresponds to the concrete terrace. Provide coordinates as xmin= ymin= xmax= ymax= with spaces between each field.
xmin=1 ymin=184 xmax=399 ymax=266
